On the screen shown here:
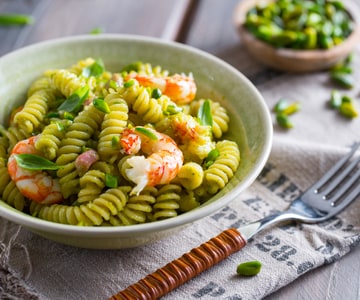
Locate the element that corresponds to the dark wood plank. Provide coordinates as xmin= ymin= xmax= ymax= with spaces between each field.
xmin=0 ymin=0 xmax=192 ymax=56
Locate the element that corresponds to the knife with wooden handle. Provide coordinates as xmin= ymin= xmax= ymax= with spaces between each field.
xmin=109 ymin=228 xmax=247 ymax=300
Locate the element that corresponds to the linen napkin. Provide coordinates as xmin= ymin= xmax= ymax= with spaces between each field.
xmin=0 ymin=138 xmax=359 ymax=300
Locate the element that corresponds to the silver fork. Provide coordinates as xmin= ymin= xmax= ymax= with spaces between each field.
xmin=111 ymin=143 xmax=360 ymax=300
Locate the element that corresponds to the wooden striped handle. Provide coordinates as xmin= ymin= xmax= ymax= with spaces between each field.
xmin=109 ymin=228 xmax=246 ymax=300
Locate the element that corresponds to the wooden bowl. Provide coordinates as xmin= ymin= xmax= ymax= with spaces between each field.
xmin=233 ymin=0 xmax=360 ymax=73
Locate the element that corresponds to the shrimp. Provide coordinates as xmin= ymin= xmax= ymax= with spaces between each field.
xmin=126 ymin=73 xmax=197 ymax=105
xmin=7 ymin=136 xmax=63 ymax=204
xmin=120 ymin=126 xmax=183 ymax=195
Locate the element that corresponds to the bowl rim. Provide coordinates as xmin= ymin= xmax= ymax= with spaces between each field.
xmin=0 ymin=34 xmax=273 ymax=236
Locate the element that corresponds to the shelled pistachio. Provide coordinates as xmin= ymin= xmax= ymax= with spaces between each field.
xmin=245 ymin=0 xmax=354 ymax=49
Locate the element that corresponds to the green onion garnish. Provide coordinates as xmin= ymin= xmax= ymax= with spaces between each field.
xmin=93 ymin=98 xmax=110 ymax=113
xmin=105 ymin=173 xmax=118 ymax=188
xmin=135 ymin=127 xmax=158 ymax=140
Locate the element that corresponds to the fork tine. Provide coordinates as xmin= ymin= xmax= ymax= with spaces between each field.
xmin=331 ymin=167 xmax=360 ymax=202
xmin=319 ymin=154 xmax=360 ymax=197
xmin=327 ymin=171 xmax=360 ymax=218
xmin=313 ymin=142 xmax=360 ymax=193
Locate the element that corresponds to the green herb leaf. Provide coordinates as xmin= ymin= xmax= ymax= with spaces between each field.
xmin=105 ymin=173 xmax=118 ymax=188
xmin=93 ymin=98 xmax=110 ymax=113
xmin=82 ymin=59 xmax=105 ymax=78
xmin=198 ymin=99 xmax=213 ymax=126
xmin=0 ymin=14 xmax=34 ymax=26
xmin=14 ymin=154 xmax=61 ymax=171
xmin=57 ymin=86 xmax=89 ymax=113
xmin=135 ymin=127 xmax=158 ymax=140
xmin=237 ymin=260 xmax=262 ymax=276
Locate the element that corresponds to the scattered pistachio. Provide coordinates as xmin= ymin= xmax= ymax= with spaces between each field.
xmin=273 ymin=99 xmax=300 ymax=129
xmin=329 ymin=90 xmax=359 ymax=119
xmin=329 ymin=90 xmax=342 ymax=109
xmin=339 ymin=98 xmax=359 ymax=118
xmin=0 ymin=14 xmax=34 ymax=26
xmin=236 ymin=260 xmax=262 ymax=276
xmin=276 ymin=113 xmax=294 ymax=129
xmin=330 ymin=71 xmax=354 ymax=89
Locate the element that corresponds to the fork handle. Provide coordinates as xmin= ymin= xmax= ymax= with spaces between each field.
xmin=109 ymin=228 xmax=246 ymax=300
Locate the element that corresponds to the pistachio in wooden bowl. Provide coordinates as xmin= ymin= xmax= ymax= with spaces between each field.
xmin=233 ymin=0 xmax=360 ymax=72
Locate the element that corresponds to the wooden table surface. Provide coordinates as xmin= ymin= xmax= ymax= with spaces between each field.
xmin=1 ymin=1 xmax=359 ymax=299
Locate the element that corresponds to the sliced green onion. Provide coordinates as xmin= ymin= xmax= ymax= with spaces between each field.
xmin=46 ymin=112 xmax=60 ymax=119
xmin=0 ymin=14 xmax=34 ymax=26
xmin=112 ymin=135 xmax=120 ymax=148
xmin=198 ymin=99 xmax=213 ymax=126
xmin=57 ymin=86 xmax=89 ymax=113
xmin=164 ymin=104 xmax=182 ymax=116
xmin=204 ymin=148 xmax=220 ymax=168
xmin=135 ymin=127 xmax=158 ymax=140
xmin=105 ymin=173 xmax=118 ymax=188
xmin=14 ymin=154 xmax=61 ymax=171
xmin=63 ymin=112 xmax=75 ymax=121
xmin=82 ymin=59 xmax=105 ymax=78
xmin=151 ymin=88 xmax=162 ymax=99
xmin=93 ymin=98 xmax=110 ymax=113
xmin=124 ymin=79 xmax=135 ymax=88
xmin=109 ymin=80 xmax=118 ymax=90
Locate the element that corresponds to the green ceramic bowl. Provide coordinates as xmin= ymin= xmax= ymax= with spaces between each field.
xmin=0 ymin=34 xmax=272 ymax=249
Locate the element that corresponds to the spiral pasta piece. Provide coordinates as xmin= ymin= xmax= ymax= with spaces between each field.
xmin=77 ymin=170 xmax=106 ymax=203
xmin=202 ymin=140 xmax=240 ymax=194
xmin=152 ymin=184 xmax=181 ymax=220
xmin=35 ymin=120 xmax=69 ymax=160
xmin=109 ymin=187 xmax=157 ymax=225
xmin=13 ymin=89 xmax=57 ymax=134
xmin=0 ymin=158 xmax=10 ymax=196
xmin=56 ymin=105 xmax=104 ymax=198
xmin=27 ymin=76 xmax=53 ymax=97
xmin=174 ymin=162 xmax=204 ymax=190
xmin=30 ymin=186 xmax=130 ymax=226
xmin=190 ymin=99 xmax=229 ymax=138
xmin=47 ymin=69 xmax=89 ymax=98
xmin=2 ymin=180 xmax=27 ymax=211
xmin=5 ymin=126 xmax=30 ymax=152
xmin=98 ymin=92 xmax=128 ymax=162
xmin=69 ymin=57 xmax=96 ymax=75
